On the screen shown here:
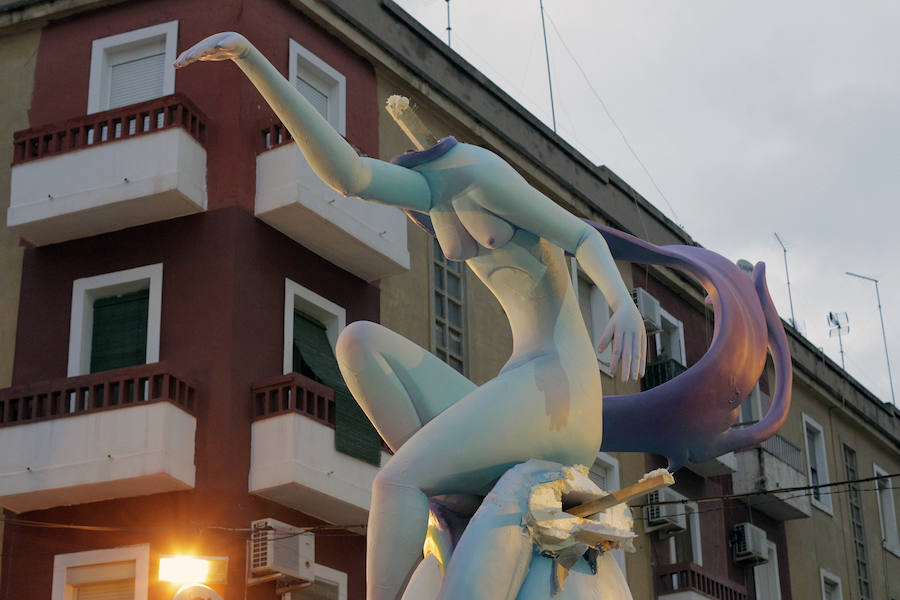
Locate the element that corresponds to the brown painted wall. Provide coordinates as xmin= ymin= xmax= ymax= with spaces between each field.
xmin=5 ymin=207 xmax=375 ymax=599
xmin=27 ymin=0 xmax=379 ymax=213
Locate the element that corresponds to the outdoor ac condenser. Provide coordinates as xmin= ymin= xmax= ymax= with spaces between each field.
xmin=732 ymin=522 xmax=769 ymax=566
xmin=644 ymin=488 xmax=687 ymax=536
xmin=631 ymin=288 xmax=663 ymax=334
xmin=249 ymin=518 xmax=316 ymax=583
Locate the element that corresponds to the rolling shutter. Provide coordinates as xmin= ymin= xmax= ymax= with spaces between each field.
xmin=90 ymin=289 xmax=149 ymax=373
xmin=293 ymin=312 xmax=381 ymax=465
xmin=73 ymin=580 xmax=134 ymax=600
xmin=108 ymin=52 xmax=165 ymax=109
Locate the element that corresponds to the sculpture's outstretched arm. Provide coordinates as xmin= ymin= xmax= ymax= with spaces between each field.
xmin=470 ymin=150 xmax=646 ymax=380
xmin=175 ymin=32 xmax=431 ymax=211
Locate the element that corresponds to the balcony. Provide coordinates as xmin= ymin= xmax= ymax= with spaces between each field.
xmin=0 ymin=363 xmax=197 ymax=513
xmin=656 ymin=562 xmax=748 ymax=600
xmin=732 ymin=432 xmax=811 ymax=520
xmin=248 ymin=372 xmax=389 ymax=526
xmin=254 ymin=120 xmax=409 ymax=282
xmin=644 ymin=357 xmax=688 ymax=390
xmin=8 ymin=94 xmax=207 ymax=246
xmin=685 ymin=451 xmax=738 ymax=478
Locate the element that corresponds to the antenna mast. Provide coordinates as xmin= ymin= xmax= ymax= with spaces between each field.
xmin=827 ymin=312 xmax=850 ymax=369
xmin=774 ymin=232 xmax=796 ymax=329
xmin=445 ymin=0 xmax=451 ymax=46
xmin=539 ymin=0 xmax=557 ymax=132
xmin=846 ymin=272 xmax=896 ymax=405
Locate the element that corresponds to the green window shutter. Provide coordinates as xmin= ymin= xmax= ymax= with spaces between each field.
xmin=90 ymin=289 xmax=149 ymax=374
xmin=293 ymin=312 xmax=381 ymax=466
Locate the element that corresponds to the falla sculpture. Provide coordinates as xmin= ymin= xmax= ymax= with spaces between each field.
xmin=176 ymin=32 xmax=791 ymax=600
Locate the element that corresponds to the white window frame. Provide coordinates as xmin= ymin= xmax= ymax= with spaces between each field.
xmin=51 ymin=544 xmax=150 ymax=600
xmin=802 ymin=413 xmax=833 ymax=515
xmin=288 ymin=39 xmax=346 ymax=136
xmin=571 ymin=261 xmax=612 ymax=375
xmin=873 ymin=463 xmax=900 ymax=556
xmin=667 ymin=500 xmax=702 ymax=567
xmin=283 ymin=278 xmax=346 ymax=375
xmin=88 ymin=21 xmax=178 ymax=114
xmin=589 ymin=452 xmax=626 ymax=577
xmin=656 ymin=307 xmax=686 ymax=366
xmin=819 ymin=568 xmax=843 ymax=600
xmin=754 ymin=541 xmax=782 ymax=600
xmin=740 ymin=383 xmax=762 ymax=425
xmin=68 ymin=263 xmax=163 ymax=377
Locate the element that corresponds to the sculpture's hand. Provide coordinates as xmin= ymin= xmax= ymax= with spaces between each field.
xmin=174 ymin=32 xmax=250 ymax=68
xmin=598 ymin=302 xmax=646 ymax=382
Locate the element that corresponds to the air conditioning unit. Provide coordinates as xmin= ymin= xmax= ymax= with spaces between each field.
xmin=732 ymin=522 xmax=769 ymax=566
xmin=631 ymin=288 xmax=662 ymax=334
xmin=644 ymin=488 xmax=686 ymax=536
xmin=249 ymin=518 xmax=315 ymax=585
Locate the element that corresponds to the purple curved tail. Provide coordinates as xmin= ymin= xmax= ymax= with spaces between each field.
xmin=592 ymin=223 xmax=792 ymax=469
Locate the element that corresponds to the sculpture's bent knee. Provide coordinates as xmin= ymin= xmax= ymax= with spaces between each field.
xmin=336 ymin=320 xmax=382 ymax=367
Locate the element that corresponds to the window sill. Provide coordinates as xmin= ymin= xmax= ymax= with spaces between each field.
xmin=811 ymin=497 xmax=834 ymax=516
xmin=883 ymin=542 xmax=900 ymax=558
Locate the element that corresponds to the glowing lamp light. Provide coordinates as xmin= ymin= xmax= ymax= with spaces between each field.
xmin=159 ymin=555 xmax=228 ymax=585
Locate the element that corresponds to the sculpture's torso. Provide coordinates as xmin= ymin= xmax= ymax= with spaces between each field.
xmin=399 ymin=140 xmax=598 ymax=378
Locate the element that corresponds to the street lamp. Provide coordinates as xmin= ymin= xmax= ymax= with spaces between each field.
xmin=846 ymin=271 xmax=895 ymax=405
xmin=159 ymin=555 xmax=228 ymax=600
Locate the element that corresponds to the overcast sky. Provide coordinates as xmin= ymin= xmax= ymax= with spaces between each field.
xmin=395 ymin=0 xmax=900 ymax=406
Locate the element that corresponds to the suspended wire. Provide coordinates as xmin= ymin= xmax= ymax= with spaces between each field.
xmin=3 ymin=473 xmax=896 ymax=537
xmin=542 ymin=8 xmax=681 ymax=225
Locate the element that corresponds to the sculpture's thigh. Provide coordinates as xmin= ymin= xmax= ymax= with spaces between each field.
xmin=381 ymin=352 xmax=602 ymax=497
xmin=336 ymin=320 xmax=476 ymax=450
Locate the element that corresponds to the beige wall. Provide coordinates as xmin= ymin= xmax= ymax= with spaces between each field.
xmin=0 ymin=21 xmax=40 ymax=595
xmin=0 ymin=28 xmax=39 ymax=387
xmin=785 ymin=373 xmax=900 ymax=599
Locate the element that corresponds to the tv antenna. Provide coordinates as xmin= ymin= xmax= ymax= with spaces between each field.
xmin=444 ymin=0 xmax=451 ymax=46
xmin=539 ymin=0 xmax=557 ymax=132
xmin=846 ymin=272 xmax=895 ymax=405
xmin=774 ymin=233 xmax=797 ymax=329
xmin=827 ymin=312 xmax=850 ymax=369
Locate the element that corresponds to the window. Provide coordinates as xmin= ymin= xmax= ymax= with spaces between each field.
xmin=51 ymin=545 xmax=149 ymax=600
xmin=572 ymin=263 xmax=612 ymax=374
xmin=753 ymin=541 xmax=782 ymax=600
xmin=802 ymin=413 xmax=832 ymax=514
xmin=667 ymin=501 xmax=702 ymax=567
xmin=820 ymin=569 xmax=843 ymax=600
xmin=289 ymin=39 xmax=347 ymax=135
xmin=68 ymin=264 xmax=163 ymax=377
xmin=432 ymin=238 xmax=466 ymax=374
xmin=844 ymin=444 xmax=871 ymax=600
xmin=283 ymin=278 xmax=380 ymax=465
xmin=739 ymin=384 xmax=762 ymax=426
xmin=588 ymin=452 xmax=626 ymax=576
xmin=874 ymin=464 xmax=900 ymax=555
xmin=656 ymin=307 xmax=685 ymax=366
xmin=88 ymin=21 xmax=178 ymax=114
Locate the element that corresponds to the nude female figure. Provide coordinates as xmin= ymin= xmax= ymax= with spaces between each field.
xmin=176 ymin=32 xmax=646 ymax=600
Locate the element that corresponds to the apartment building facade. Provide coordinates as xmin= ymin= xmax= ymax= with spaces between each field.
xmin=1 ymin=1 xmax=898 ymax=599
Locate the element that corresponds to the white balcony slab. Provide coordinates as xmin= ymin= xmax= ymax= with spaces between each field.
xmin=685 ymin=451 xmax=737 ymax=477
xmin=250 ymin=413 xmax=390 ymax=525
xmin=255 ymin=145 xmax=409 ymax=282
xmin=8 ymin=128 xmax=207 ymax=246
xmin=0 ymin=402 xmax=196 ymax=513
xmin=733 ymin=447 xmax=811 ymax=520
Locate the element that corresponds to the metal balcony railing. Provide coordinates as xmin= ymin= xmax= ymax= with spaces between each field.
xmin=656 ymin=562 xmax=748 ymax=600
xmin=12 ymin=93 xmax=207 ymax=165
xmin=0 ymin=363 xmax=197 ymax=427
xmin=251 ymin=372 xmax=336 ymax=427
xmin=643 ymin=357 xmax=688 ymax=390
xmin=759 ymin=432 xmax=804 ymax=472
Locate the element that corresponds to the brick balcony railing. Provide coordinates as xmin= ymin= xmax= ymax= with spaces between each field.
xmin=251 ymin=372 xmax=336 ymax=427
xmin=12 ymin=93 xmax=208 ymax=166
xmin=256 ymin=117 xmax=366 ymax=156
xmin=656 ymin=562 xmax=748 ymax=600
xmin=0 ymin=363 xmax=198 ymax=427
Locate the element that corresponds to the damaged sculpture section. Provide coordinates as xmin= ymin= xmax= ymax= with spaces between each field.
xmin=402 ymin=459 xmax=657 ymax=600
